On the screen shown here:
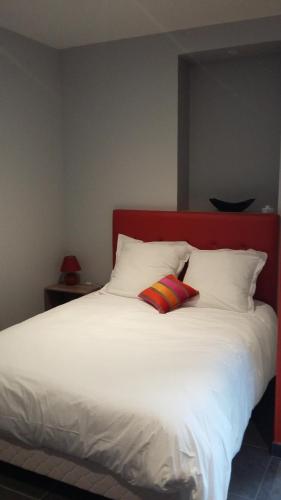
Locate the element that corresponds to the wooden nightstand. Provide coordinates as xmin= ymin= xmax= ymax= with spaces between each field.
xmin=44 ymin=283 xmax=101 ymax=310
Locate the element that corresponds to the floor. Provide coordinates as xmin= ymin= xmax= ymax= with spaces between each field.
xmin=0 ymin=420 xmax=280 ymax=500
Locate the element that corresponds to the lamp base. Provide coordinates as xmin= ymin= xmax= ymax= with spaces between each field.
xmin=64 ymin=272 xmax=80 ymax=286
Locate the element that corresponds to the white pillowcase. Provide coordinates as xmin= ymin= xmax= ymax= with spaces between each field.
xmin=183 ymin=248 xmax=267 ymax=312
xmin=105 ymin=234 xmax=193 ymax=297
xmin=115 ymin=234 xmax=142 ymax=258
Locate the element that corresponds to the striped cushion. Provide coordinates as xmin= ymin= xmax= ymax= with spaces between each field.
xmin=138 ymin=274 xmax=198 ymax=313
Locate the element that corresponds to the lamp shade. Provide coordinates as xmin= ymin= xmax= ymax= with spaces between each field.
xmin=60 ymin=255 xmax=81 ymax=273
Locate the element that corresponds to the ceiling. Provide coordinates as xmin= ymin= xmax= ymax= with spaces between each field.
xmin=0 ymin=0 xmax=281 ymax=49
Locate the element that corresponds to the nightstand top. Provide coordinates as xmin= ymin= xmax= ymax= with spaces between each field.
xmin=45 ymin=283 xmax=100 ymax=295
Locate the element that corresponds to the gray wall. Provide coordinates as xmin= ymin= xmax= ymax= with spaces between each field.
xmin=1 ymin=16 xmax=281 ymax=329
xmin=0 ymin=28 xmax=64 ymax=329
xmin=62 ymin=35 xmax=179 ymax=285
xmin=188 ymin=53 xmax=281 ymax=211
xmin=62 ymin=16 xmax=281 ymax=285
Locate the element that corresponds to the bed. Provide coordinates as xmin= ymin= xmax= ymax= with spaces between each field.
xmin=0 ymin=210 xmax=279 ymax=500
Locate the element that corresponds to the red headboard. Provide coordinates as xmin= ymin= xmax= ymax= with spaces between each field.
xmin=113 ymin=210 xmax=279 ymax=310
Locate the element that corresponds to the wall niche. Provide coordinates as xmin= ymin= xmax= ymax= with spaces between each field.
xmin=178 ymin=42 xmax=281 ymax=212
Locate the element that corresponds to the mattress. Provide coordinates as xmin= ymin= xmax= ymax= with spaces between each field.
xmin=0 ymin=435 xmax=184 ymax=499
xmin=0 ymin=292 xmax=277 ymax=500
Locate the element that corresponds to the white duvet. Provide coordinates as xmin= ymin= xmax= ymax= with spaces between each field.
xmin=0 ymin=291 xmax=277 ymax=500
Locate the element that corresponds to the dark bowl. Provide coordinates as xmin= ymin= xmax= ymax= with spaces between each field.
xmin=209 ymin=198 xmax=255 ymax=212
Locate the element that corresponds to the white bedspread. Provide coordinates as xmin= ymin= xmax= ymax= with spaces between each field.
xmin=0 ymin=292 xmax=277 ymax=500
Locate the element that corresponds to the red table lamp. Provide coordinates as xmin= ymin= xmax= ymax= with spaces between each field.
xmin=60 ymin=255 xmax=81 ymax=285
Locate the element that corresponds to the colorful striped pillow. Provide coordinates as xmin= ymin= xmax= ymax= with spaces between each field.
xmin=138 ymin=274 xmax=198 ymax=313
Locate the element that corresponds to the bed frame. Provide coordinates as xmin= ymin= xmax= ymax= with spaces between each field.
xmin=0 ymin=209 xmax=280 ymax=499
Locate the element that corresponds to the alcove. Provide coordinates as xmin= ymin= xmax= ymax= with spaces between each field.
xmin=178 ymin=42 xmax=281 ymax=212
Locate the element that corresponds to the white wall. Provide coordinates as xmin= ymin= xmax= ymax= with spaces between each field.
xmin=0 ymin=28 xmax=64 ymax=329
xmin=62 ymin=16 xmax=281 ymax=285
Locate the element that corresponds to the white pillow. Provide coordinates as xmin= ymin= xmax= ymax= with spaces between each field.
xmin=115 ymin=234 xmax=142 ymax=259
xmin=183 ymin=248 xmax=267 ymax=312
xmin=116 ymin=234 xmax=195 ymax=255
xmin=105 ymin=234 xmax=193 ymax=297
